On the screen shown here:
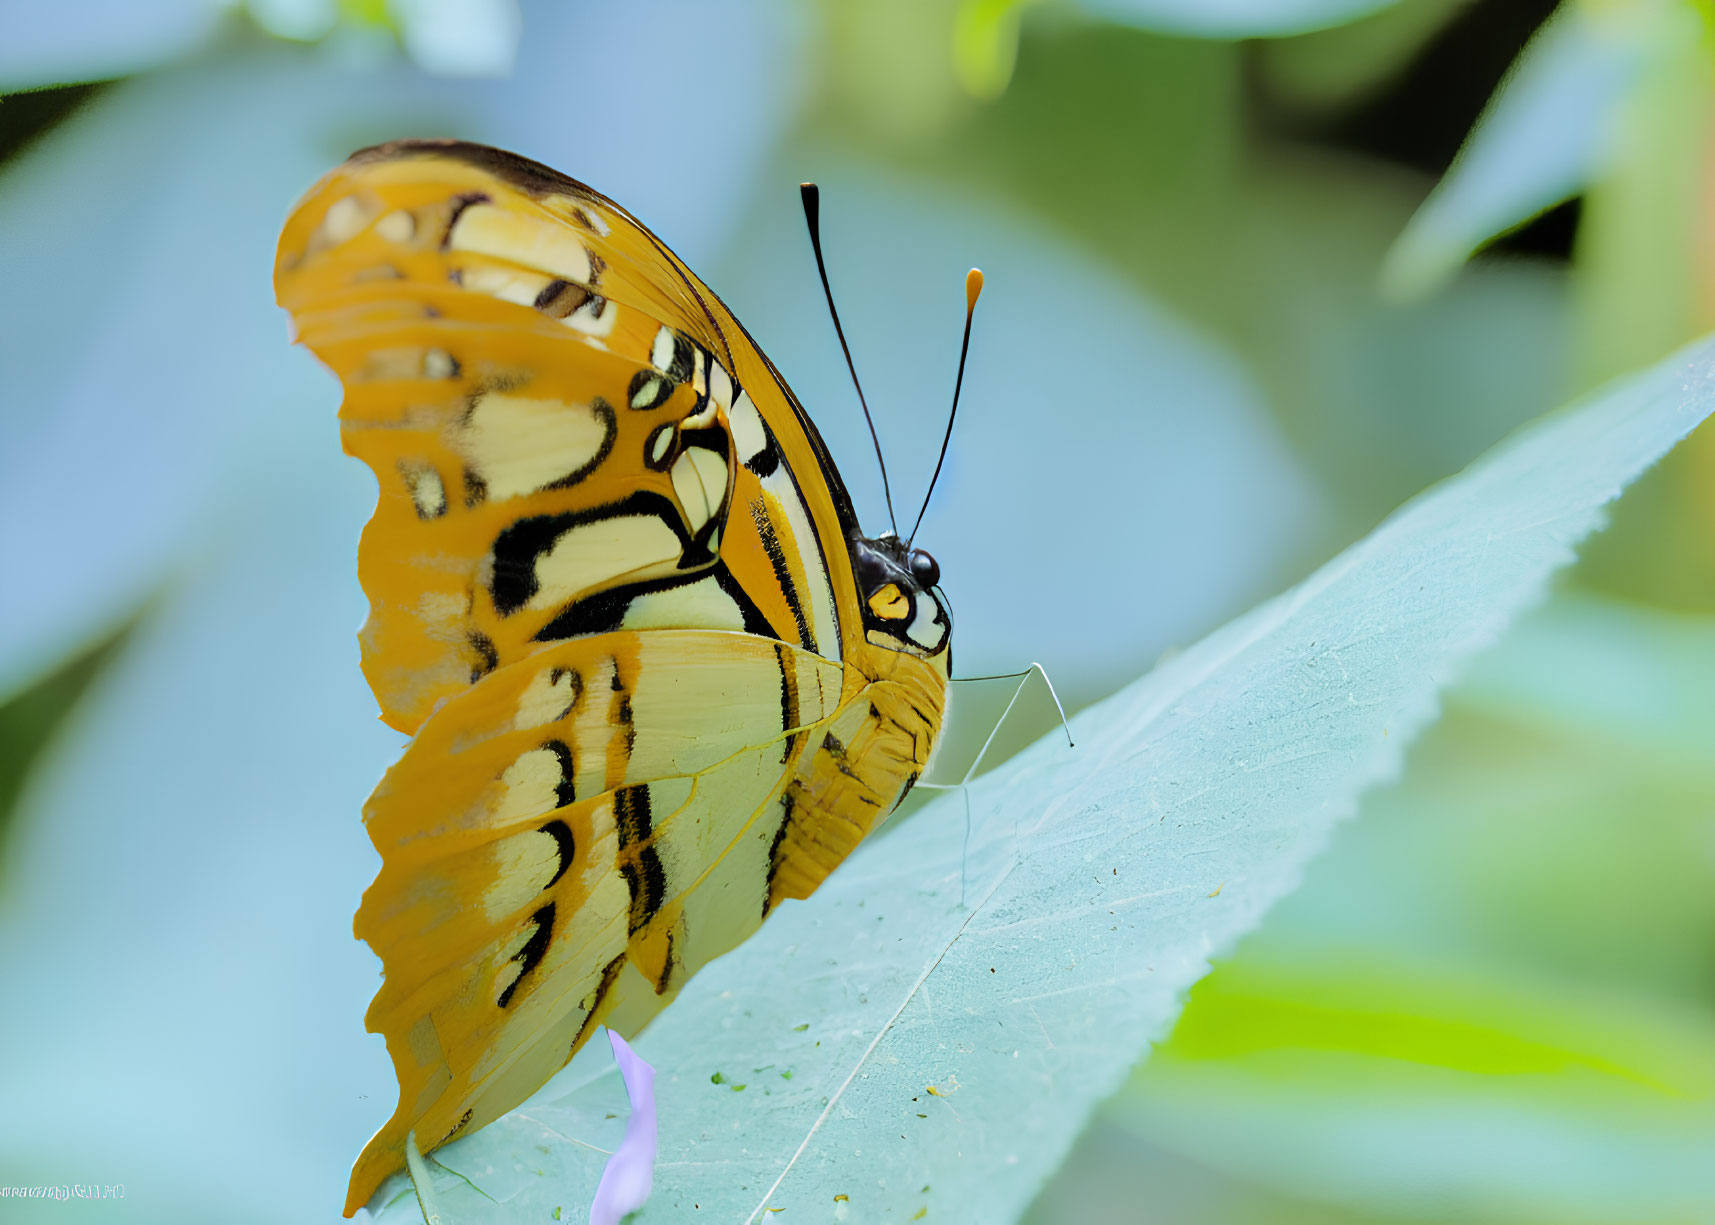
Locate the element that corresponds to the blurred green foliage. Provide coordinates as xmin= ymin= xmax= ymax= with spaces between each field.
xmin=1039 ymin=593 xmax=1715 ymax=1222
xmin=820 ymin=9 xmax=1577 ymax=533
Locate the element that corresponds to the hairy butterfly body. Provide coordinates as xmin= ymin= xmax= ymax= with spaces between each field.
xmin=273 ymin=140 xmax=951 ymax=1214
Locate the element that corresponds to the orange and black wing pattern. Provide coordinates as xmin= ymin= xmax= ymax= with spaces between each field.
xmin=275 ymin=140 xmax=947 ymax=1214
xmin=276 ymin=140 xmax=859 ymax=732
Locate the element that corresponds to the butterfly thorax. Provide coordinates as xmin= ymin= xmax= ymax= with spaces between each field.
xmin=770 ymin=543 xmax=949 ymax=906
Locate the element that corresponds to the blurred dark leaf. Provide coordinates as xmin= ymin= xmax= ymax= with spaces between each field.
xmin=1259 ymin=0 xmax=1559 ymax=175
xmin=0 ymin=626 xmax=128 ymax=875
xmin=0 ymin=81 xmax=109 ymax=166
xmin=1380 ymin=3 xmax=1649 ymax=300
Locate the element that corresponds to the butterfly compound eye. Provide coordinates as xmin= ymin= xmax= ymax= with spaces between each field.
xmin=910 ymin=549 xmax=940 ymax=588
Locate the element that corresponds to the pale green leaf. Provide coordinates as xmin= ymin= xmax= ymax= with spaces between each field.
xmin=371 ymin=337 xmax=1715 ymax=1223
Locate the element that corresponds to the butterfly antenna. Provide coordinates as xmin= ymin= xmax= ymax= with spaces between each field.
xmin=801 ymin=183 xmax=898 ymax=536
xmin=909 ymin=268 xmax=983 ymax=547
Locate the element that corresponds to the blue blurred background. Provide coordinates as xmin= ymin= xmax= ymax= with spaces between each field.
xmin=1 ymin=1 xmax=1711 ymax=1221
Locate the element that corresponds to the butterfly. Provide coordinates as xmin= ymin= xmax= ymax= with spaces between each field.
xmin=273 ymin=140 xmax=967 ymax=1215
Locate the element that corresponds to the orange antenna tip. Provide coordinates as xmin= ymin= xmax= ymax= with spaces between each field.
xmin=909 ymin=265 xmax=985 ymax=545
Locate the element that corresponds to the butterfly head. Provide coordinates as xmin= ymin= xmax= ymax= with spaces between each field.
xmin=850 ymin=531 xmax=950 ymax=659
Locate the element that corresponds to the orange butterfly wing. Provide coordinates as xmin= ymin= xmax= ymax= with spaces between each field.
xmin=276 ymin=141 xmax=856 ymax=734
xmin=275 ymin=142 xmax=945 ymax=1215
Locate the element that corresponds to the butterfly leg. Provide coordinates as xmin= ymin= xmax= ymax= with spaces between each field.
xmin=959 ymin=783 xmax=976 ymax=909
xmin=906 ymin=778 xmax=984 ymax=907
xmin=913 ymin=662 xmax=1075 ymax=906
xmin=924 ymin=661 xmax=1073 ymax=789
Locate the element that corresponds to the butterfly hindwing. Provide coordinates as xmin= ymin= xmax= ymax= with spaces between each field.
xmin=342 ymin=628 xmax=844 ymax=1203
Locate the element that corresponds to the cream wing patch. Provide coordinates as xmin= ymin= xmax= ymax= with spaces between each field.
xmin=491 ymin=746 xmax=573 ymax=825
xmin=482 ymin=825 xmax=569 ymax=922
xmin=399 ymin=461 xmax=447 ymax=519
xmin=448 ymin=203 xmax=594 ymax=285
xmin=452 ymin=393 xmax=615 ymax=501
xmin=620 ymin=577 xmax=748 ymax=633
xmin=317 ymin=193 xmax=378 ymax=246
xmin=526 ymin=516 xmax=684 ymax=613
xmin=513 ymin=667 xmax=581 ymax=731
xmin=670 ymin=446 xmax=729 ymax=533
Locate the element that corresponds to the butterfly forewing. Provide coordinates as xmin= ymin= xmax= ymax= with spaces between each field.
xmin=274 ymin=140 xmax=947 ymax=1216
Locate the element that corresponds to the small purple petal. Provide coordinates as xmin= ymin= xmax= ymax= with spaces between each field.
xmin=589 ymin=1028 xmax=657 ymax=1225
